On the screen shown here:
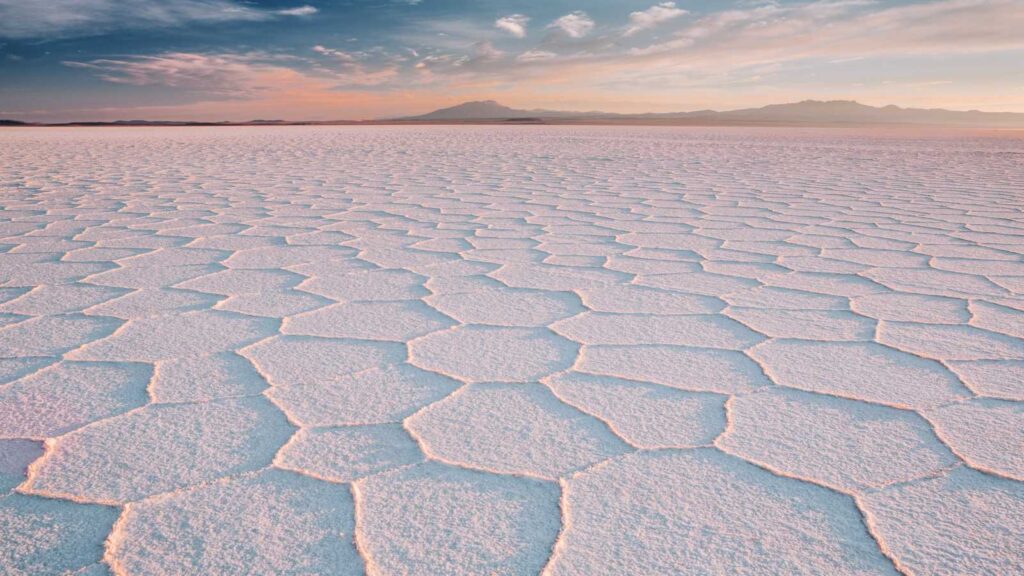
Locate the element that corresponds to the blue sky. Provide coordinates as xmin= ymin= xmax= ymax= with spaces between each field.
xmin=1 ymin=0 xmax=1022 ymax=121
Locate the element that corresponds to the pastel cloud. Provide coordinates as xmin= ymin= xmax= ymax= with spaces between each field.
xmin=625 ymin=0 xmax=1024 ymax=62
xmin=62 ymin=53 xmax=301 ymax=97
xmin=63 ymin=47 xmax=403 ymax=105
xmin=495 ymin=14 xmax=529 ymax=38
xmin=517 ymin=50 xmax=558 ymax=63
xmin=309 ymin=44 xmax=410 ymax=86
xmin=472 ymin=41 xmax=504 ymax=62
xmin=549 ymin=11 xmax=594 ymax=38
xmin=625 ymin=2 xmax=687 ymax=36
xmin=313 ymin=45 xmax=357 ymax=63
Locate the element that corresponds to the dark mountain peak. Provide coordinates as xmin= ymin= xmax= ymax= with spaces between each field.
xmin=408 ymin=100 xmax=525 ymax=120
xmin=759 ymin=100 xmax=873 ymax=111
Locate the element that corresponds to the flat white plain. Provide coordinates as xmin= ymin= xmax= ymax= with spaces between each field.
xmin=0 ymin=126 xmax=1022 ymax=575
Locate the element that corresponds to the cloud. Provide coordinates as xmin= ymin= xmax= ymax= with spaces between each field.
xmin=549 ymin=11 xmax=595 ymax=38
xmin=276 ymin=5 xmax=318 ymax=17
xmin=517 ymin=50 xmax=558 ymax=63
xmin=62 ymin=52 xmax=294 ymax=97
xmin=471 ymin=40 xmax=503 ymax=59
xmin=65 ymin=48 xmax=401 ymax=99
xmin=0 ymin=0 xmax=317 ymax=39
xmin=469 ymin=41 xmax=504 ymax=63
xmin=495 ymin=14 xmax=529 ymax=38
xmin=627 ymin=0 xmax=1024 ymax=61
xmin=310 ymin=45 xmax=400 ymax=86
xmin=625 ymin=2 xmax=688 ymax=36
xmin=313 ymin=45 xmax=357 ymax=63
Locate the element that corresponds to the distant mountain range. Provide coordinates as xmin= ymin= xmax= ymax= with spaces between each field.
xmin=402 ymin=99 xmax=1024 ymax=128
xmin=4 ymin=100 xmax=1023 ymax=128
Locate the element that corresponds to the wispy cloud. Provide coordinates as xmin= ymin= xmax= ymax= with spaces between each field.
xmin=310 ymin=45 xmax=400 ymax=86
xmin=63 ymin=47 xmax=402 ymax=98
xmin=0 ymin=0 xmax=317 ymax=39
xmin=625 ymin=0 xmax=1024 ymax=62
xmin=517 ymin=50 xmax=558 ymax=63
xmin=313 ymin=45 xmax=357 ymax=63
xmin=548 ymin=11 xmax=594 ymax=38
xmin=48 ymin=49 xmax=460 ymax=121
xmin=62 ymin=52 xmax=300 ymax=96
xmin=625 ymin=2 xmax=687 ymax=36
xmin=471 ymin=41 xmax=504 ymax=62
xmin=495 ymin=14 xmax=529 ymax=38
xmin=276 ymin=5 xmax=318 ymax=17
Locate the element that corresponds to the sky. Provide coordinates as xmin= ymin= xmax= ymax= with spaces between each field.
xmin=1 ymin=0 xmax=1022 ymax=122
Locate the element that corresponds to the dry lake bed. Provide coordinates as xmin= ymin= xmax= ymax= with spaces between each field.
xmin=1 ymin=126 xmax=1022 ymax=575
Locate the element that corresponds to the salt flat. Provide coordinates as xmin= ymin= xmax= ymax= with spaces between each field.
xmin=1 ymin=125 xmax=1022 ymax=575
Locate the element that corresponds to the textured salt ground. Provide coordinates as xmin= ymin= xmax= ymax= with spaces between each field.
xmin=0 ymin=126 xmax=1023 ymax=575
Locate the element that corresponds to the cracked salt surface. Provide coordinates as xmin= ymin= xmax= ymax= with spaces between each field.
xmin=0 ymin=125 xmax=1022 ymax=574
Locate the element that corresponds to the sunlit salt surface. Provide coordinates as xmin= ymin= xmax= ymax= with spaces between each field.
xmin=1 ymin=126 xmax=1022 ymax=575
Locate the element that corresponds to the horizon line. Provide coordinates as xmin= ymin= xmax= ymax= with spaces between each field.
xmin=5 ymin=98 xmax=1024 ymax=127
